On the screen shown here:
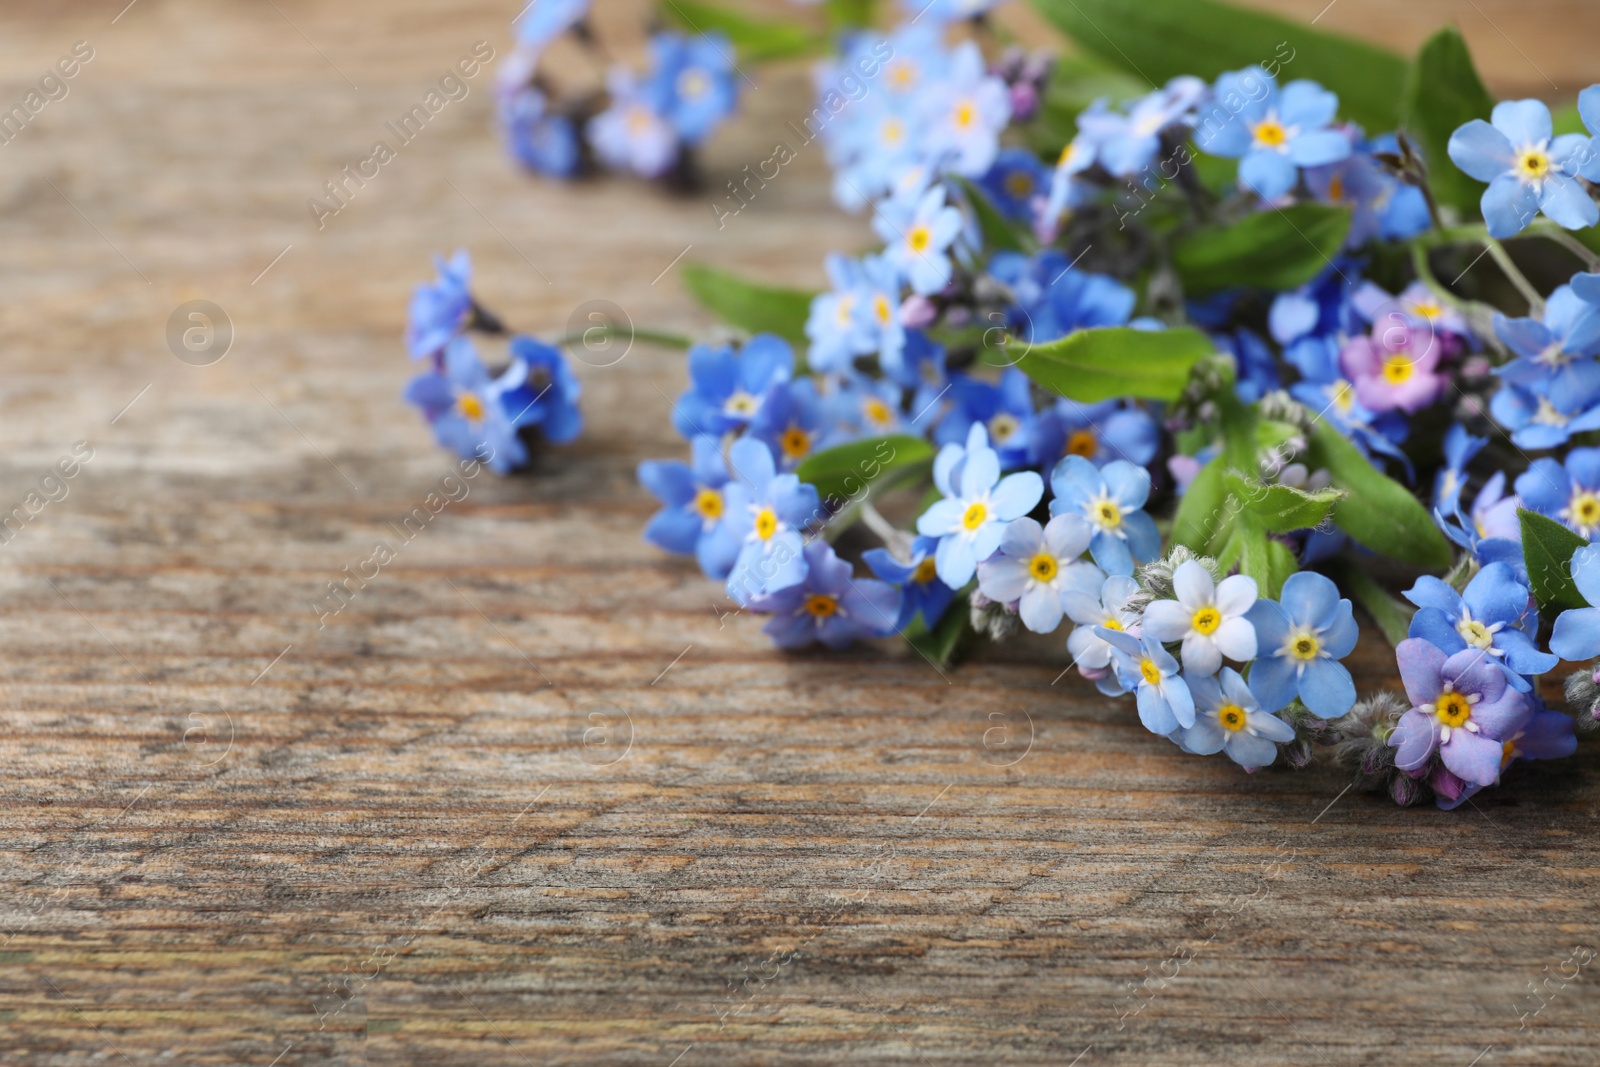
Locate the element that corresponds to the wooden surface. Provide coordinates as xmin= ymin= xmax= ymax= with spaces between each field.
xmin=3 ymin=1 xmax=1600 ymax=1064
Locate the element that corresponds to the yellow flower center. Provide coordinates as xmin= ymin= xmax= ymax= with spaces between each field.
xmin=804 ymin=593 xmax=839 ymax=618
xmin=887 ymin=61 xmax=915 ymax=91
xmin=677 ymin=68 xmax=710 ymax=100
xmin=1457 ymin=618 xmax=1493 ymax=650
xmin=1410 ymin=299 xmax=1444 ymax=320
xmin=1288 ymin=632 xmax=1319 ymax=660
xmin=1327 ymin=174 xmax=1345 ymax=202
xmin=1191 ymin=607 xmax=1221 ymax=635
xmin=1217 ymin=704 xmax=1248 ymax=731
xmin=1058 ymin=142 xmax=1081 ymax=169
xmin=1382 ymin=355 xmax=1415 ymax=384
xmin=881 ymin=118 xmax=904 ymax=147
xmin=692 ymin=488 xmax=723 ymax=521
xmin=1005 ymin=171 xmax=1035 ymax=198
xmin=907 ymin=225 xmax=932 ymax=254
xmin=1571 ymin=491 xmax=1600 ymax=529
xmin=863 ymin=398 xmax=893 ymax=427
xmin=1029 ymin=553 xmax=1058 ymax=582
xmin=912 ymin=557 xmax=939 ymax=585
xmin=456 ymin=392 xmax=486 ymax=423
xmin=1139 ymin=658 xmax=1161 ymax=686
xmin=780 ymin=426 xmax=812 ymax=461
xmin=754 ymin=507 xmax=779 ymax=541
xmin=1515 ymin=148 xmax=1552 ymax=182
xmin=1101 ymin=617 xmax=1123 ymax=632
xmin=1434 ymin=691 xmax=1473 ymax=729
xmin=1330 ymin=379 xmax=1355 ymax=413
xmin=953 ymin=99 xmax=976 ymax=131
xmin=873 ymin=293 xmax=894 ymax=324
xmin=1092 ymin=498 xmax=1122 ymax=529
xmin=989 ymin=413 xmax=1019 ymax=443
xmin=1066 ymin=429 xmax=1097 ymax=459
xmin=961 ymin=501 xmax=988 ymax=531
xmin=1502 ymin=739 xmax=1518 ymax=768
xmin=724 ymin=390 xmax=759 ymax=417
xmin=1252 ymin=118 xmax=1288 ymax=148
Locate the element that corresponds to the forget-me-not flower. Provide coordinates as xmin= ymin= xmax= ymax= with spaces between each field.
xmin=1516 ymin=447 xmax=1600 ymax=540
xmin=1390 ymin=638 xmax=1527 ymax=787
xmin=1098 ymin=628 xmax=1195 ymax=737
xmin=674 ymin=334 xmax=795 ymax=438
xmin=1550 ymin=543 xmax=1600 ymax=661
xmin=1048 ymin=455 xmax=1160 ymax=575
xmin=1064 ymin=573 xmax=1141 ymax=696
xmin=1244 ymin=571 xmax=1359 ymax=717
xmin=639 ymin=435 xmax=738 ymax=579
xmin=864 ymin=535 xmax=957 ymax=631
xmin=1181 ymin=668 xmax=1297 ymax=768
xmin=721 ymin=437 xmax=821 ymax=606
xmin=1448 ymin=100 xmax=1598 ymax=237
xmin=1405 ymin=562 xmax=1555 ymax=692
xmin=874 ymin=184 xmax=964 ymax=295
xmin=750 ymin=541 xmax=902 ymax=650
xmin=1196 ymin=69 xmax=1353 ymax=200
xmin=916 ymin=423 xmax=1044 ymax=588
xmin=1142 ymin=560 xmax=1259 ymax=675
xmin=976 ymin=514 xmax=1104 ymax=634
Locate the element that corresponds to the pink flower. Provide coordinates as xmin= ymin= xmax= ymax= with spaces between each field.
xmin=1339 ymin=325 xmax=1444 ymax=413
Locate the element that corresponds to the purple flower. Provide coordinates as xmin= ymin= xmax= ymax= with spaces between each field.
xmin=1389 ymin=639 xmax=1529 ymax=787
xmin=1404 ymin=562 xmax=1555 ymax=691
xmin=750 ymin=541 xmax=902 ymax=650
xmin=1339 ymin=325 xmax=1445 ymax=414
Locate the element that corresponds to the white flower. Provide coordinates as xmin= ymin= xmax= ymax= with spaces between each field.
xmin=1140 ymin=560 xmax=1258 ymax=674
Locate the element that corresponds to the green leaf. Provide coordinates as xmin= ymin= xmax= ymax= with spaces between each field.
xmin=1172 ymin=457 xmax=1228 ymax=554
xmin=661 ymin=0 xmax=822 ymax=62
xmin=1172 ymin=205 xmax=1352 ymax=295
xmin=1305 ymin=421 xmax=1451 ymax=569
xmin=1400 ymin=28 xmax=1495 ymax=216
xmin=954 ymin=177 xmax=1029 ymax=254
xmin=823 ymin=0 xmax=875 ymax=30
xmin=908 ymin=590 xmax=971 ymax=668
xmin=1519 ymin=508 xmax=1590 ymax=616
xmin=1017 ymin=326 xmax=1212 ymax=404
xmin=680 ymin=262 xmax=816 ymax=349
xmin=794 ymin=435 xmax=935 ymax=504
xmin=1332 ymin=561 xmax=1413 ymax=647
xmin=1027 ymin=0 xmax=1407 ymax=133
xmin=1224 ymin=471 xmax=1344 ymax=534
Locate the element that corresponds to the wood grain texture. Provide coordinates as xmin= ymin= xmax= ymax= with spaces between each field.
xmin=1 ymin=1 xmax=1598 ymax=1064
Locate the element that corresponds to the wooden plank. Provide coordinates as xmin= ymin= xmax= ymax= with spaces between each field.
xmin=0 ymin=1 xmax=1597 ymax=1065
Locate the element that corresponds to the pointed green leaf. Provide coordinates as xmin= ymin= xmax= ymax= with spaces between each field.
xmin=661 ymin=0 xmax=822 ymax=62
xmin=1172 ymin=205 xmax=1352 ymax=295
xmin=1027 ymin=0 xmax=1407 ymax=133
xmin=795 ymin=435 xmax=935 ymax=504
xmin=1017 ymin=326 xmax=1211 ymax=404
xmin=1172 ymin=457 xmax=1228 ymax=554
xmin=1520 ymin=508 xmax=1590 ymax=616
xmin=680 ymin=262 xmax=816 ymax=349
xmin=1224 ymin=471 xmax=1344 ymax=534
xmin=1306 ymin=421 xmax=1451 ymax=569
xmin=1400 ymin=28 xmax=1495 ymax=216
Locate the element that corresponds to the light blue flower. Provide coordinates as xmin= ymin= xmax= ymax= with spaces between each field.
xmin=721 ymin=437 xmax=821 ymax=606
xmin=874 ymin=184 xmax=963 ymax=295
xmin=1405 ymin=562 xmax=1557 ymax=692
xmin=1244 ymin=571 xmax=1359 ymax=717
xmin=1041 ymin=134 xmax=1097 ymax=237
xmin=748 ymin=378 xmax=834 ymax=472
xmin=1064 ymin=573 xmax=1141 ymax=696
xmin=864 ymin=535 xmax=956 ymax=630
xmin=1550 ymin=543 xmax=1600 ymax=661
xmin=1448 ymin=99 xmax=1598 ymax=237
xmin=1494 ymin=283 xmax=1600 ymax=396
xmin=639 ymin=435 xmax=738 ymax=579
xmin=1098 ymin=629 xmax=1195 ymax=736
xmin=406 ymin=250 xmax=473 ymax=360
xmin=1489 ymin=375 xmax=1600 ymax=450
xmin=588 ymin=66 xmax=677 ymax=178
xmin=1048 ymin=455 xmax=1160 ymax=575
xmin=515 ymin=0 xmax=589 ymax=49
xmin=1180 ymin=667 xmax=1296 ymax=768
xmin=976 ymin=514 xmax=1103 ymax=634
xmin=647 ymin=32 xmax=738 ymax=146
xmin=977 ymin=147 xmax=1050 ymax=222
xmin=1076 ymin=76 xmax=1207 ymax=178
xmin=916 ymin=423 xmax=1044 ymax=588
xmin=1515 ymin=447 xmax=1600 ymax=540
xmin=1142 ymin=560 xmax=1259 ymax=675
xmin=673 ymin=334 xmax=794 ymax=439
xmin=1195 ymin=69 xmax=1352 ymax=200
xmin=404 ymin=336 xmax=529 ymax=474
xmin=805 ymin=254 xmax=906 ymax=375
xmin=501 ymin=85 xmax=581 ymax=178
xmin=750 ymin=541 xmax=902 ymax=650
xmin=917 ymin=40 xmax=1011 ymax=177
xmin=1433 ymin=423 xmax=1487 ymax=515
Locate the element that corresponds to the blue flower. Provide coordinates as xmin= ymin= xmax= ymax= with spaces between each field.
xmin=1076 ymin=76 xmax=1207 ymax=178
xmin=829 ymin=375 xmax=906 ymax=440
xmin=720 ymin=437 xmax=821 ymax=606
xmin=1438 ymin=470 xmax=1524 ymax=568
xmin=1063 ymin=573 xmax=1141 ymax=696
xmin=1195 ymin=69 xmax=1353 ymax=200
xmin=989 ymin=251 xmax=1136 ymax=344
xmin=1404 ymin=562 xmax=1555 ymax=691
xmin=918 ymin=40 xmax=1011 ymax=177
xmin=1305 ymin=135 xmax=1431 ymax=245
xmin=750 ymin=541 xmax=902 ymax=650
xmin=935 ymin=368 xmax=1038 ymax=470
xmin=885 ymin=329 xmax=950 ymax=429
xmin=406 ymin=250 xmax=473 ymax=360
xmin=864 ymin=535 xmax=956 ymax=630
xmin=748 ymin=378 xmax=835 ymax=472
xmin=1550 ymin=543 xmax=1600 ymax=661
xmin=977 ymin=147 xmax=1050 ymax=222
xmin=916 ymin=423 xmax=1045 ymax=588
xmin=1433 ymin=423 xmax=1487 ymax=515
xmin=1448 ymin=100 xmax=1598 ymax=237
xmin=1180 ymin=667 xmax=1296 ymax=768
xmin=1041 ymin=135 xmax=1096 ymax=236
xmin=404 ymin=337 xmax=529 ymax=474
xmin=1494 ymin=282 xmax=1600 ymax=396
xmin=500 ymin=336 xmax=583 ymax=445
xmin=588 ymin=67 xmax=678 ymax=178
xmin=1515 ymin=447 xmax=1600 ymax=540
xmin=1098 ymin=629 xmax=1195 ymax=737
xmin=673 ymin=334 xmax=794 ymax=438
xmin=1244 ymin=571 xmax=1359 ymax=717
xmin=1142 ymin=560 xmax=1259 ymax=675
xmin=639 ymin=435 xmax=738 ymax=579
xmin=1048 ymin=455 xmax=1159 ymax=575
xmin=515 ymin=0 xmax=589 ymax=48
xmin=647 ymin=32 xmax=738 ymax=146
xmin=1036 ymin=399 xmax=1159 ymax=472
xmin=907 ymin=0 xmax=1006 ymax=22
xmin=805 ymin=253 xmax=906 ymax=375
xmin=976 ymin=514 xmax=1103 ymax=634
xmin=1488 ymin=375 xmax=1600 ymax=450
xmin=874 ymin=183 xmax=964 ymax=295
xmin=502 ymin=88 xmax=581 ymax=178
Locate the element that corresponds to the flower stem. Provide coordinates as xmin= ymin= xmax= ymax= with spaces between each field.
xmin=1332 ymin=561 xmax=1414 ymax=649
xmin=1409 ymin=243 xmax=1506 ymax=357
xmin=554 ymin=326 xmax=694 ymax=350
xmin=1480 ymin=235 xmax=1545 ymax=317
xmin=1526 ymin=219 xmax=1600 ymax=271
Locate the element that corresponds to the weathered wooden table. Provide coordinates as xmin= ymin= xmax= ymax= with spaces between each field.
xmin=3 ymin=1 xmax=1598 ymax=1063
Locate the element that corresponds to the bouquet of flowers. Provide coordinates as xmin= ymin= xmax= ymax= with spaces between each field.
xmin=409 ymin=0 xmax=1600 ymax=810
